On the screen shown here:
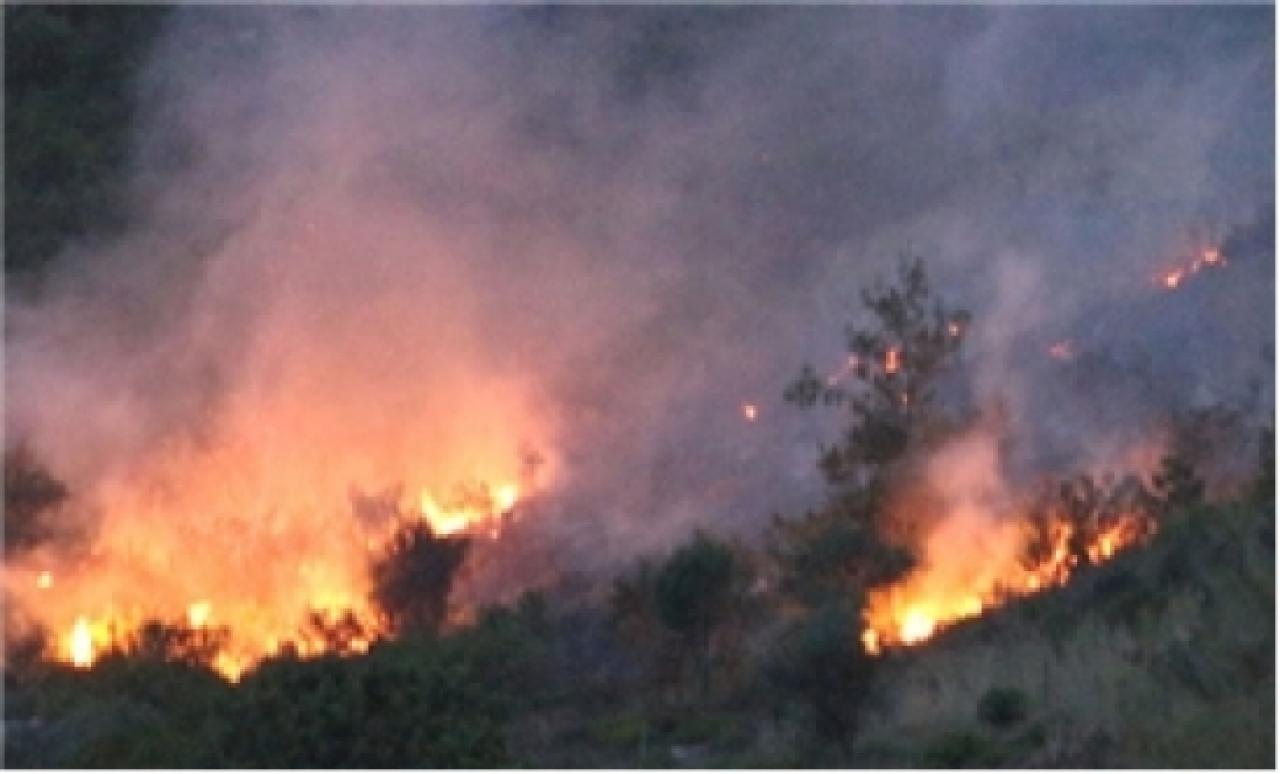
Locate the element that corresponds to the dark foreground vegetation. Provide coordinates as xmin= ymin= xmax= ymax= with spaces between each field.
xmin=6 ymin=494 xmax=1274 ymax=768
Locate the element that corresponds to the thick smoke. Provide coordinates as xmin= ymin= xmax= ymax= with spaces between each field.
xmin=7 ymin=6 xmax=1273 ymax=619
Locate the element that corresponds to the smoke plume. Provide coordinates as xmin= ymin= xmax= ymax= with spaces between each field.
xmin=5 ymin=7 xmax=1273 ymax=662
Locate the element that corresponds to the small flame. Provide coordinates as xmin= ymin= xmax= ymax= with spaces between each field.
xmin=1047 ymin=340 xmax=1074 ymax=361
xmin=69 ymin=616 xmax=95 ymax=668
xmin=884 ymin=347 xmax=901 ymax=375
xmin=419 ymin=481 xmax=520 ymax=537
xmin=36 ymin=570 xmax=53 ymax=590
xmin=1157 ymin=244 xmax=1226 ymax=291
xmin=861 ymin=627 xmax=881 ymax=656
xmin=742 ymin=403 xmax=759 ymax=422
xmin=495 ymin=483 xmax=519 ymax=512
xmin=187 ymin=600 xmax=212 ymax=629
xmin=899 ymin=608 xmax=935 ymax=644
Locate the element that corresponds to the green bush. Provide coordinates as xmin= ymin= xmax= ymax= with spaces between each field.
xmin=922 ymin=729 xmax=1004 ymax=768
xmin=223 ymin=641 xmax=512 ymax=767
xmin=976 ymin=686 xmax=1029 ymax=729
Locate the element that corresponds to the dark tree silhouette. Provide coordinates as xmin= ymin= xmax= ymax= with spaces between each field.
xmin=4 ymin=443 xmax=70 ymax=555
xmin=774 ymin=257 xmax=969 ymax=608
xmin=653 ymin=531 xmax=737 ymax=695
xmin=763 ymin=602 xmax=873 ymax=755
xmin=370 ymin=522 xmax=470 ymax=636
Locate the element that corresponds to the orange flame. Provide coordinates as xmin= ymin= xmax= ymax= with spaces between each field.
xmin=187 ymin=600 xmax=213 ymax=629
xmin=68 ymin=616 xmax=96 ymax=668
xmin=15 ymin=447 xmax=546 ymax=680
xmin=859 ymin=431 xmax=1155 ymax=655
xmin=884 ymin=346 xmax=901 ymax=375
xmin=861 ymin=509 xmax=1149 ymax=654
xmin=419 ymin=481 xmax=521 ymax=537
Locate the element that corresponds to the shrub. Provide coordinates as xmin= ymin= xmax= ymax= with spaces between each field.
xmin=922 ymin=729 xmax=1003 ymax=768
xmin=976 ymin=686 xmax=1029 ymax=729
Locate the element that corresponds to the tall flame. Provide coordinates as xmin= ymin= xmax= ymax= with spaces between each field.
xmin=8 ymin=370 xmax=555 ymax=680
xmin=68 ymin=617 xmax=95 ymax=668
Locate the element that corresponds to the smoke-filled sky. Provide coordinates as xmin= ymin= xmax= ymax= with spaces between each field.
xmin=7 ymin=6 xmax=1274 ymax=591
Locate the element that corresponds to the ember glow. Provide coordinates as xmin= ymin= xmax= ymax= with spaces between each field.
xmin=1047 ymin=340 xmax=1075 ymax=361
xmin=1157 ymin=245 xmax=1228 ymax=291
xmin=883 ymin=347 xmax=902 ymax=375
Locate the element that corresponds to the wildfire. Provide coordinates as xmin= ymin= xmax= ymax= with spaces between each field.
xmin=861 ymin=508 xmax=1149 ymax=655
xmin=859 ymin=431 xmax=1156 ymax=656
xmin=11 ymin=419 xmax=549 ymax=681
xmin=21 ymin=466 xmax=536 ymax=681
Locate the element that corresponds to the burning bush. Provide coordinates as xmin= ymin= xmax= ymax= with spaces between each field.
xmin=112 ymin=619 xmax=232 ymax=669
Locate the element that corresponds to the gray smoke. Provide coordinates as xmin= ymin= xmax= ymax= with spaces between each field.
xmin=7 ymin=6 xmax=1273 ymax=588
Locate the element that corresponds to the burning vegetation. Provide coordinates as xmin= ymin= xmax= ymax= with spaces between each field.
xmin=4 ymin=5 xmax=1273 ymax=769
xmin=5 ymin=402 xmax=550 ymax=680
xmin=6 ymin=251 xmax=1254 ymax=684
xmin=6 ymin=251 xmax=1272 ymax=767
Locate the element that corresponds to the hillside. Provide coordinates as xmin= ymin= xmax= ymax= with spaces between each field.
xmin=8 ymin=498 xmax=1271 ymax=767
xmin=501 ymin=499 xmax=1275 ymax=768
